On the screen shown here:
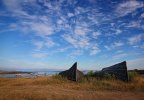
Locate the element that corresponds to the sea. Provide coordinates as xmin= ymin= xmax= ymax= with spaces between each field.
xmin=0 ymin=70 xmax=89 ymax=78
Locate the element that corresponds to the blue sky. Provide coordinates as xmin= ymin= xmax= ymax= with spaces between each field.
xmin=0 ymin=0 xmax=144 ymax=70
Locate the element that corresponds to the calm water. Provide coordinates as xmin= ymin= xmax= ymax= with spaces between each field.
xmin=0 ymin=71 xmax=60 ymax=78
xmin=0 ymin=74 xmax=17 ymax=78
xmin=0 ymin=70 xmax=89 ymax=78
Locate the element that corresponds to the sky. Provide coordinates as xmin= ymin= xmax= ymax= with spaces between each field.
xmin=0 ymin=0 xmax=144 ymax=71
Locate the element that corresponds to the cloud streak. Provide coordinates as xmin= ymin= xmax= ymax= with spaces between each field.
xmin=128 ymin=34 xmax=144 ymax=45
xmin=115 ymin=1 xmax=143 ymax=17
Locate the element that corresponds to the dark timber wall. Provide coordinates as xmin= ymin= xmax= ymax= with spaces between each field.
xmin=102 ymin=61 xmax=128 ymax=81
xmin=59 ymin=62 xmax=83 ymax=81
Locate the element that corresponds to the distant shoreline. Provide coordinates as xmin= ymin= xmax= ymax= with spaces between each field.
xmin=0 ymin=70 xmax=32 ymax=74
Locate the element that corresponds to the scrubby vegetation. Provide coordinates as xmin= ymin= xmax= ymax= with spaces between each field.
xmin=87 ymin=70 xmax=95 ymax=76
xmin=128 ymin=71 xmax=138 ymax=81
xmin=0 ymin=74 xmax=144 ymax=100
xmin=87 ymin=71 xmax=116 ymax=80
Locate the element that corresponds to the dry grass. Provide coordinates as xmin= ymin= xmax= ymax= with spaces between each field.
xmin=0 ymin=75 xmax=144 ymax=100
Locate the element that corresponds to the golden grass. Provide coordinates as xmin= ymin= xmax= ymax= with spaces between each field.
xmin=0 ymin=75 xmax=144 ymax=100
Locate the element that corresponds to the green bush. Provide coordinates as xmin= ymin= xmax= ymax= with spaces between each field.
xmin=93 ymin=72 xmax=116 ymax=80
xmin=128 ymin=71 xmax=138 ymax=81
xmin=103 ymin=73 xmax=115 ymax=80
xmin=87 ymin=70 xmax=94 ymax=76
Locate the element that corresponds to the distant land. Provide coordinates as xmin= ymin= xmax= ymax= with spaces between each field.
xmin=0 ymin=70 xmax=32 ymax=74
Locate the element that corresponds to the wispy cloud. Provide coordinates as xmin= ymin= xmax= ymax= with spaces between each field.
xmin=113 ymin=42 xmax=124 ymax=47
xmin=69 ymin=49 xmax=83 ymax=58
xmin=104 ymin=45 xmax=111 ymax=51
xmin=115 ymin=29 xmax=122 ymax=35
xmin=115 ymin=1 xmax=143 ymax=17
xmin=126 ymin=21 xmax=141 ymax=28
xmin=140 ymin=13 xmax=144 ymax=18
xmin=128 ymin=34 xmax=144 ymax=45
xmin=105 ymin=41 xmax=124 ymax=50
xmin=62 ymin=34 xmax=90 ymax=49
xmin=113 ymin=53 xmax=128 ymax=60
xmin=32 ymin=52 xmax=48 ymax=58
xmin=92 ymin=32 xmax=101 ymax=39
xmin=32 ymin=37 xmax=56 ymax=51
xmin=74 ymin=26 xmax=90 ymax=36
xmin=2 ymin=0 xmax=36 ymax=18
xmin=54 ymin=47 xmax=71 ymax=53
xmin=90 ymin=46 xmax=100 ymax=55
xmin=32 ymin=40 xmax=44 ymax=50
xmin=62 ymin=33 xmax=101 ymax=56
xmin=30 ymin=22 xmax=54 ymax=36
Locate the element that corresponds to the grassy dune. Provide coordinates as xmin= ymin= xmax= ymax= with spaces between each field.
xmin=0 ymin=75 xmax=144 ymax=100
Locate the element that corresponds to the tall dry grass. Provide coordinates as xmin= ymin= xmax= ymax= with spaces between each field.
xmin=0 ymin=75 xmax=144 ymax=100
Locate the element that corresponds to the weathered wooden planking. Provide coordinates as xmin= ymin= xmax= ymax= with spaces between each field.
xmin=59 ymin=62 xmax=84 ymax=81
xmin=102 ymin=61 xmax=128 ymax=81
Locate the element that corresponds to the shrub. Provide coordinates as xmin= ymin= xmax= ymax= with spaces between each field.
xmin=94 ymin=72 xmax=116 ymax=80
xmin=128 ymin=71 xmax=138 ymax=81
xmin=87 ymin=70 xmax=94 ymax=76
xmin=103 ymin=73 xmax=115 ymax=80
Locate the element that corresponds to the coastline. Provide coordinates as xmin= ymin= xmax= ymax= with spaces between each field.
xmin=0 ymin=70 xmax=32 ymax=74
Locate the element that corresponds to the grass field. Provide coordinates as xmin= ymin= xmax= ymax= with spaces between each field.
xmin=0 ymin=75 xmax=144 ymax=100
